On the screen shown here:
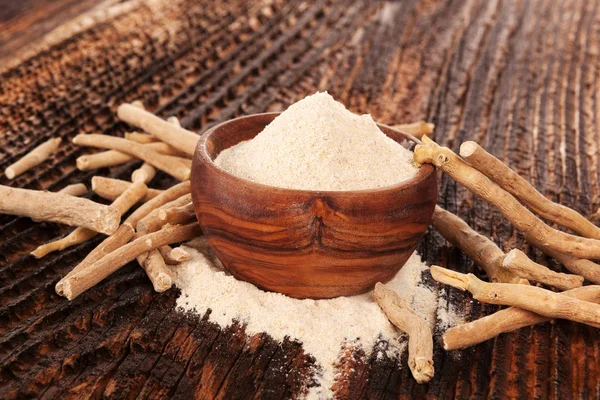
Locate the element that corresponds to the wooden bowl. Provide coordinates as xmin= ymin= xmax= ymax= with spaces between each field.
xmin=191 ymin=113 xmax=437 ymax=299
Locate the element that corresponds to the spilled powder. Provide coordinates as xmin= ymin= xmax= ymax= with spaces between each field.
xmin=173 ymin=238 xmax=462 ymax=398
xmin=215 ymin=92 xmax=418 ymax=191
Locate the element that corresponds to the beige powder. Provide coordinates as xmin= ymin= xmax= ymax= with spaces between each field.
xmin=215 ymin=92 xmax=418 ymax=191
xmin=173 ymin=238 xmax=462 ymax=398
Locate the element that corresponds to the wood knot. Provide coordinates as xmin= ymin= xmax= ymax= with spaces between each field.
xmin=435 ymin=154 xmax=449 ymax=166
xmin=488 ymin=291 xmax=499 ymax=300
xmin=311 ymin=197 xmax=330 ymax=218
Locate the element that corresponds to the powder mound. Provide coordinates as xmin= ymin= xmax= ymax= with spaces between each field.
xmin=215 ymin=92 xmax=418 ymax=191
xmin=172 ymin=238 xmax=463 ymax=398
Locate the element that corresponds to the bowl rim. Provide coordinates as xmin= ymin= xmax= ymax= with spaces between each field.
xmin=195 ymin=112 xmax=436 ymax=196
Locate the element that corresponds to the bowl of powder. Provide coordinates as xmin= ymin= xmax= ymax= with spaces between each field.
xmin=190 ymin=92 xmax=437 ymax=299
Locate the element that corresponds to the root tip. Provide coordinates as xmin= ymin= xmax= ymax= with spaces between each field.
xmin=459 ymin=141 xmax=478 ymax=158
xmin=411 ymin=358 xmax=434 ymax=384
xmin=153 ymin=273 xmax=173 ymax=292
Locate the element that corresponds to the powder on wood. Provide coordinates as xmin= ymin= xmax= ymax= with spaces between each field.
xmin=173 ymin=238 xmax=462 ymax=397
xmin=215 ymin=92 xmax=418 ymax=191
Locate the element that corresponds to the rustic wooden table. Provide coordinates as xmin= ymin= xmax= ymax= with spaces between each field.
xmin=1 ymin=0 xmax=599 ymax=398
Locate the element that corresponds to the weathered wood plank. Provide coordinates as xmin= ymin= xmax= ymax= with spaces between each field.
xmin=1 ymin=0 xmax=599 ymax=398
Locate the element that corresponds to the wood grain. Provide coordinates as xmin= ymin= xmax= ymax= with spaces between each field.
xmin=0 ymin=0 xmax=101 ymax=63
xmin=0 ymin=0 xmax=599 ymax=398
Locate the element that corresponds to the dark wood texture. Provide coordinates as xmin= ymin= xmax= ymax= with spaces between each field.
xmin=1 ymin=0 xmax=599 ymax=398
xmin=0 ymin=0 xmax=100 ymax=64
xmin=191 ymin=113 xmax=437 ymax=299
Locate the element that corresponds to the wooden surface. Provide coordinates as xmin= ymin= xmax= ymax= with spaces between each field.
xmin=191 ymin=113 xmax=437 ymax=299
xmin=1 ymin=0 xmax=599 ymax=398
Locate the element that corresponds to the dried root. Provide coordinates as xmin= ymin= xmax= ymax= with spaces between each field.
xmin=136 ymin=194 xmax=193 ymax=234
xmin=442 ymin=285 xmax=600 ymax=350
xmin=125 ymin=132 xmax=158 ymax=144
xmin=433 ymin=206 xmax=581 ymax=289
xmin=430 ymin=266 xmax=600 ymax=328
xmin=76 ymin=142 xmax=189 ymax=171
xmin=414 ymin=138 xmax=600 ymax=259
xmin=136 ymin=249 xmax=173 ymax=292
xmin=165 ymin=246 xmax=191 ymax=263
xmin=32 ymin=181 xmax=148 ymax=258
xmin=373 ymin=283 xmax=434 ymax=384
xmin=117 ymin=103 xmax=199 ymax=157
xmin=5 ymin=137 xmax=61 ymax=179
xmin=56 ymin=181 xmax=191 ymax=296
xmin=57 ymin=183 xmax=88 ymax=197
xmin=31 ymin=228 xmax=98 ymax=259
xmin=432 ymin=206 xmax=518 ymax=283
xmin=73 ymin=134 xmax=190 ymax=181
xmin=60 ymin=223 xmax=201 ymax=300
xmin=55 ymin=223 xmax=135 ymax=296
xmin=390 ymin=121 xmax=435 ymax=138
xmin=548 ymin=250 xmax=600 ymax=285
xmin=501 ymin=249 xmax=583 ymax=290
xmin=132 ymin=163 xmax=156 ymax=184
xmin=0 ymin=185 xmax=119 ymax=234
xmin=159 ymin=202 xmax=196 ymax=226
xmin=92 ymin=176 xmax=162 ymax=202
xmin=460 ymin=141 xmax=600 ymax=239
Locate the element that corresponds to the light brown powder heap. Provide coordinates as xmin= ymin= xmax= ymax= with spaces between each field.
xmin=215 ymin=92 xmax=418 ymax=191
xmin=173 ymin=238 xmax=463 ymax=398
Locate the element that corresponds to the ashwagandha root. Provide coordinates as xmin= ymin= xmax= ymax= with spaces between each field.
xmin=167 ymin=116 xmax=181 ymax=126
xmin=501 ymin=249 xmax=583 ymax=290
xmin=32 ymin=181 xmax=148 ymax=259
xmin=136 ymin=249 xmax=172 ymax=292
xmin=153 ymin=244 xmax=192 ymax=265
xmin=125 ymin=181 xmax=191 ymax=228
xmin=109 ymin=181 xmax=148 ymax=215
xmin=131 ymin=159 xmax=169 ymax=287
xmin=0 ymin=185 xmax=119 ymax=234
xmin=139 ymin=244 xmax=190 ymax=265
xmin=136 ymin=194 xmax=193 ymax=234
xmin=55 ymin=223 xmax=135 ymax=296
xmin=117 ymin=103 xmax=199 ymax=157
xmin=432 ymin=206 xmax=581 ymax=289
xmin=442 ymin=285 xmax=600 ymax=350
xmin=432 ymin=206 xmax=519 ymax=283
xmin=131 ymin=100 xmax=145 ymax=109
xmin=373 ymin=283 xmax=434 ymax=384
xmin=32 ymin=229 xmax=98 ymax=259
xmin=5 ymin=137 xmax=61 ymax=179
xmin=77 ymin=150 xmax=132 ymax=170
xmin=130 ymin=114 xmax=186 ymax=185
xmin=163 ymin=246 xmax=191 ymax=263
xmin=131 ymin=163 xmax=156 ymax=184
xmin=73 ymin=134 xmax=190 ymax=181
xmin=156 ymin=245 xmax=174 ymax=264
xmin=430 ymin=265 xmax=600 ymax=328
xmin=91 ymin=176 xmax=162 ymax=202
xmin=60 ymin=223 xmax=202 ymax=300
xmin=32 ymin=183 xmax=88 ymax=222
xmin=56 ymin=181 xmax=191 ymax=296
xmin=57 ymin=183 xmax=88 ymax=197
xmin=131 ymin=118 xmax=183 ymax=280
xmin=460 ymin=141 xmax=600 ymax=240
xmin=415 ymin=138 xmax=600 ymax=259
xmin=76 ymin=142 xmax=189 ymax=171
xmin=391 ymin=121 xmax=435 ymax=138
xmin=159 ymin=202 xmax=196 ymax=226
xmin=125 ymin=132 xmax=158 ymax=144
xmin=548 ymin=250 xmax=600 ymax=285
